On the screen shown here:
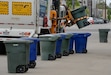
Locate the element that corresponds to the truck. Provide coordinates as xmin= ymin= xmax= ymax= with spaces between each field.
xmin=0 ymin=0 xmax=65 ymax=54
xmin=0 ymin=0 xmax=88 ymax=54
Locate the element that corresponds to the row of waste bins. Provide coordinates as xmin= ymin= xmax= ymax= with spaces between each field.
xmin=39 ymin=33 xmax=91 ymax=60
xmin=3 ymin=32 xmax=91 ymax=73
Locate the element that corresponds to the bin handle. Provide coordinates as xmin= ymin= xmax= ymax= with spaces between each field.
xmin=73 ymin=16 xmax=88 ymax=23
xmin=86 ymin=33 xmax=91 ymax=37
xmin=13 ymin=44 xmax=19 ymax=47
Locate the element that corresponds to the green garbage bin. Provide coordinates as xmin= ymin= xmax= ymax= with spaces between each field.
xmin=4 ymin=39 xmax=32 ymax=73
xmin=71 ymin=6 xmax=89 ymax=28
xmin=99 ymin=29 xmax=110 ymax=43
xmin=59 ymin=33 xmax=73 ymax=56
xmin=39 ymin=34 xmax=60 ymax=60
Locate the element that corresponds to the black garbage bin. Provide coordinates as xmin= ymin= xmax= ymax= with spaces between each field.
xmin=59 ymin=33 xmax=73 ymax=56
xmin=4 ymin=39 xmax=32 ymax=73
xmin=71 ymin=6 xmax=89 ymax=28
xmin=99 ymin=29 xmax=110 ymax=43
xmin=39 ymin=34 xmax=60 ymax=60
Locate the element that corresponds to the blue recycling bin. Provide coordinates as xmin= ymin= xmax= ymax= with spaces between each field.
xmin=55 ymin=34 xmax=66 ymax=58
xmin=74 ymin=33 xmax=91 ymax=53
xmin=20 ymin=38 xmax=39 ymax=68
xmin=69 ymin=33 xmax=75 ymax=54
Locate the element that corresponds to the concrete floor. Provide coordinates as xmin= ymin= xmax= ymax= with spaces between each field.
xmin=0 ymin=24 xmax=111 ymax=75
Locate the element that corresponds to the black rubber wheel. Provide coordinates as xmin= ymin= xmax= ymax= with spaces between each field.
xmin=69 ymin=50 xmax=74 ymax=54
xmin=63 ymin=51 xmax=69 ymax=56
xmin=66 ymin=52 xmax=69 ymax=56
xmin=48 ymin=54 xmax=55 ymax=60
xmin=56 ymin=54 xmax=62 ymax=58
xmin=29 ymin=61 xmax=36 ymax=68
xmin=16 ymin=65 xmax=25 ymax=73
xmin=54 ymin=55 xmax=56 ymax=60
xmin=82 ymin=49 xmax=87 ymax=53
xmin=24 ymin=65 xmax=29 ymax=72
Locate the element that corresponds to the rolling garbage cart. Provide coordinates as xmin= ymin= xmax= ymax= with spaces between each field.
xmin=74 ymin=33 xmax=91 ymax=53
xmin=39 ymin=34 xmax=60 ymax=60
xmin=20 ymin=38 xmax=39 ymax=68
xmin=4 ymin=39 xmax=32 ymax=73
xmin=99 ymin=29 xmax=110 ymax=43
xmin=69 ymin=33 xmax=76 ymax=54
xmin=55 ymin=34 xmax=66 ymax=58
xmin=71 ymin=6 xmax=89 ymax=28
xmin=60 ymin=33 xmax=73 ymax=56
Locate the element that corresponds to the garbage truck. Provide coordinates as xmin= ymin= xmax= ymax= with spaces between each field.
xmin=0 ymin=0 xmax=89 ymax=54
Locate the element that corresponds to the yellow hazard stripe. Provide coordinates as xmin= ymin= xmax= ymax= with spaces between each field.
xmin=74 ymin=16 xmax=88 ymax=23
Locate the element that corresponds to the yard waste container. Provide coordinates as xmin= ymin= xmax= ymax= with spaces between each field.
xmin=74 ymin=33 xmax=91 ymax=53
xmin=99 ymin=29 xmax=110 ymax=43
xmin=4 ymin=39 xmax=32 ymax=73
xmin=54 ymin=34 xmax=66 ymax=58
xmin=59 ymin=33 xmax=73 ymax=56
xmin=71 ymin=6 xmax=89 ymax=28
xmin=20 ymin=38 xmax=39 ymax=68
xmin=39 ymin=34 xmax=60 ymax=60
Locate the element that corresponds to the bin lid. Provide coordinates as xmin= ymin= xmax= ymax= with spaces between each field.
xmin=53 ymin=34 xmax=65 ymax=40
xmin=39 ymin=34 xmax=60 ymax=41
xmin=20 ymin=37 xmax=39 ymax=42
xmin=99 ymin=29 xmax=110 ymax=32
xmin=74 ymin=33 xmax=91 ymax=37
xmin=4 ymin=39 xmax=32 ymax=44
xmin=71 ymin=6 xmax=87 ymax=15
xmin=60 ymin=34 xmax=66 ymax=39
xmin=39 ymin=34 xmax=55 ymax=38
xmin=59 ymin=33 xmax=73 ymax=39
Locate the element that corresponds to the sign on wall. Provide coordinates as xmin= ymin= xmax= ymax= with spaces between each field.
xmin=0 ymin=1 xmax=9 ymax=15
xmin=12 ymin=2 xmax=32 ymax=16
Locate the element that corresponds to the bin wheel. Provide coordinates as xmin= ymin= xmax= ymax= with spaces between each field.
xmin=83 ymin=49 xmax=87 ymax=53
xmin=69 ymin=50 xmax=74 ymax=54
xmin=25 ymin=65 xmax=29 ymax=72
xmin=29 ymin=61 xmax=36 ymax=68
xmin=48 ymin=54 xmax=56 ymax=60
xmin=54 ymin=55 xmax=56 ymax=60
xmin=16 ymin=65 xmax=25 ymax=73
xmin=56 ymin=54 xmax=62 ymax=58
xmin=63 ymin=51 xmax=69 ymax=56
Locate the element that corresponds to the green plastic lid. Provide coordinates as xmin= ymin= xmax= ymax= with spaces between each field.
xmin=4 ymin=39 xmax=32 ymax=44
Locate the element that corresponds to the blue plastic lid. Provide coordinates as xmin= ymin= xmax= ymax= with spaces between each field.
xmin=73 ymin=33 xmax=91 ymax=37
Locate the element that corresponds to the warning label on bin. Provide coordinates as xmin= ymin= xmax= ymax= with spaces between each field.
xmin=0 ymin=1 xmax=9 ymax=15
xmin=12 ymin=2 xmax=32 ymax=16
